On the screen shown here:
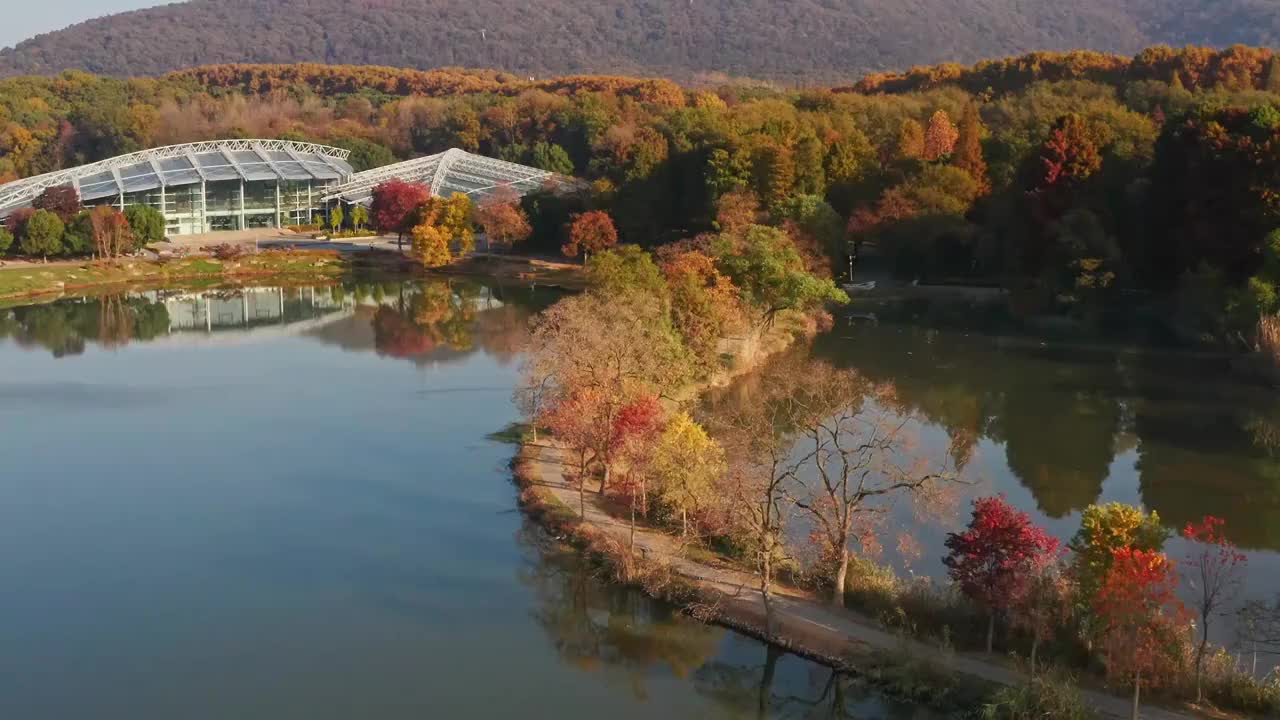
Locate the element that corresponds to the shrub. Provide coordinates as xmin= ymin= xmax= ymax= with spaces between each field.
xmin=1191 ymin=646 xmax=1280 ymax=715
xmin=981 ymin=672 xmax=1099 ymax=720
xmin=0 ymin=227 xmax=12 ymax=255
xmin=201 ymin=243 xmax=248 ymax=260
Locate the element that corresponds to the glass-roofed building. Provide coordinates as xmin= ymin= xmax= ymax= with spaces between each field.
xmin=0 ymin=140 xmax=353 ymax=236
xmin=321 ymin=148 xmax=578 ymax=207
xmin=0 ymin=143 xmax=578 ymax=239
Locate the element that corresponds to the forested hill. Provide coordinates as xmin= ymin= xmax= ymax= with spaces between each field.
xmin=3 ymin=0 xmax=1280 ymax=82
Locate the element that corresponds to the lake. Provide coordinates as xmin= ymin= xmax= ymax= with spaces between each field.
xmin=797 ymin=302 xmax=1280 ymax=635
xmin=0 ymin=280 xmax=925 ymax=720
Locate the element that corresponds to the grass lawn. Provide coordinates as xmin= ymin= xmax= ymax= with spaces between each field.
xmin=0 ymin=250 xmax=348 ymax=303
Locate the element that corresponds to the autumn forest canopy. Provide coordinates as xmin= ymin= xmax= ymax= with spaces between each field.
xmin=7 ymin=46 xmax=1280 ymax=341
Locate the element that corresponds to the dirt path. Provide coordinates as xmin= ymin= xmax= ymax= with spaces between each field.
xmin=520 ymin=441 xmax=1205 ymax=720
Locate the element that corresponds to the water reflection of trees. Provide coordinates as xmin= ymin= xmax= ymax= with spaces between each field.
xmin=365 ymin=280 xmax=541 ymax=363
xmin=1 ymin=280 xmax=548 ymax=365
xmin=516 ymin=522 xmax=922 ymax=719
xmin=810 ymin=321 xmax=1280 ymax=550
xmin=517 ymin=523 xmax=721 ymax=695
xmin=0 ymin=295 xmax=170 ymax=356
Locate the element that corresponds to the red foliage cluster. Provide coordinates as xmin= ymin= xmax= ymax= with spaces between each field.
xmin=370 ymin=180 xmax=432 ymax=239
xmin=31 ymin=185 xmax=80 ymax=223
xmin=943 ymin=495 xmax=1061 ymax=614
xmin=611 ymin=395 xmax=664 ymax=454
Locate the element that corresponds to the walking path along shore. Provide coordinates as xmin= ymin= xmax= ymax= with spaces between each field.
xmin=515 ymin=440 xmax=1211 ymax=720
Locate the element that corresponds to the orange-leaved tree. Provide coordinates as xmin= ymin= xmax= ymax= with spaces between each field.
xmin=923 ymin=109 xmax=959 ymax=161
xmin=562 ymin=210 xmax=618 ymax=261
xmin=475 ymin=185 xmax=532 ymax=253
xmin=1094 ymin=548 xmax=1190 ymax=720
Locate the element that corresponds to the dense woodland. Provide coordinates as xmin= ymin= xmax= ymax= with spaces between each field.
xmin=6 ymin=47 xmax=1280 ymax=346
xmin=3 ymin=0 xmax=1280 ymax=82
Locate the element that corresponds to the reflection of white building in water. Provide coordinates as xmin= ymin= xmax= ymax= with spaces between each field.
xmin=134 ymin=285 xmax=506 ymax=346
xmin=158 ymin=287 xmax=350 ymax=332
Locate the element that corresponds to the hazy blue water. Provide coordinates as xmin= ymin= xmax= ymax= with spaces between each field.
xmin=0 ymin=283 xmax=919 ymax=720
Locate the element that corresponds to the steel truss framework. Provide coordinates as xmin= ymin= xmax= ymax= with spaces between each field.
xmin=0 ymin=140 xmax=353 ymax=217
xmin=322 ymin=148 xmax=577 ymax=206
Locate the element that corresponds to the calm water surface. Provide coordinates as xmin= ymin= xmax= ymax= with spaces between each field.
xmin=0 ymin=282 xmax=922 ymax=720
xmin=800 ymin=304 xmax=1280 ymax=628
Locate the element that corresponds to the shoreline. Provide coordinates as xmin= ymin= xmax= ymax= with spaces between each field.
xmin=0 ymin=249 xmax=586 ymax=305
xmin=507 ymin=317 xmax=1212 ymax=720
xmin=511 ymin=442 xmax=1211 ymax=720
xmin=0 ymin=250 xmax=359 ymax=305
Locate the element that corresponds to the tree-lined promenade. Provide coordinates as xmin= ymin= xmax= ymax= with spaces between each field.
xmin=511 ymin=232 xmax=1279 ymax=717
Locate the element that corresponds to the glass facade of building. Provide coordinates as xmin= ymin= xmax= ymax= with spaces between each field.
xmin=85 ymin=178 xmax=335 ymax=234
xmin=0 ymin=140 xmax=353 ymax=237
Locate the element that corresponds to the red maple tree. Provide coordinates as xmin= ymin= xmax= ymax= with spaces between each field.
xmin=32 ymin=184 xmax=81 ymax=223
xmin=1094 ymin=548 xmax=1190 ymax=719
xmin=610 ymin=395 xmax=665 ymax=553
xmin=1182 ymin=516 xmax=1247 ymax=702
xmin=370 ymin=180 xmax=431 ymax=249
xmin=943 ymin=495 xmax=1061 ymax=653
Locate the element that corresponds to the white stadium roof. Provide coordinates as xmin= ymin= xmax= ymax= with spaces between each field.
xmin=0 ymin=140 xmax=352 ymax=217
xmin=322 ymin=148 xmax=578 ymax=206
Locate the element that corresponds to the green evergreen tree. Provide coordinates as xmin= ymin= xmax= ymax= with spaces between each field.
xmin=20 ymin=209 xmax=65 ymax=260
xmin=529 ymin=142 xmax=575 ymax=175
xmin=63 ymin=210 xmax=94 ymax=255
xmin=123 ymin=205 xmax=166 ymax=248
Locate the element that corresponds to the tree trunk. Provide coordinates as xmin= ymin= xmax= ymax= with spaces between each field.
xmin=833 ymin=547 xmax=849 ymax=607
xmin=629 ymin=494 xmax=636 ymax=555
xmin=986 ymin=613 xmax=996 ymax=654
xmin=757 ymin=644 xmax=782 ymax=720
xmin=761 ymin=546 xmax=776 ymax=639
xmin=530 ymin=425 xmax=537 ymax=443
xmin=1195 ymin=633 xmax=1208 ymax=703
xmin=681 ymin=508 xmax=688 ymax=538
xmin=600 ymin=463 xmax=610 ymax=494
xmin=1132 ymin=668 xmax=1142 ymax=720
xmin=579 ymin=482 xmax=585 ymax=518
xmin=1030 ymin=636 xmax=1039 ymax=675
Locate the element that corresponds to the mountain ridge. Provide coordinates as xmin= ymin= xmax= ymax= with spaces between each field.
xmin=2 ymin=0 xmax=1279 ymax=83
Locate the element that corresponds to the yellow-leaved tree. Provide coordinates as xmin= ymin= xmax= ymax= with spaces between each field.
xmin=442 ymin=192 xmax=475 ymax=255
xmin=650 ymin=411 xmax=725 ymax=537
xmin=412 ymin=222 xmax=452 ymax=267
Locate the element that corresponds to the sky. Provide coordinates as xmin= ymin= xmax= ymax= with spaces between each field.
xmin=1 ymin=0 xmax=165 ymax=49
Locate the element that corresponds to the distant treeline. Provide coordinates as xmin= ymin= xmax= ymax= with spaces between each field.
xmin=6 ymin=46 xmax=1280 ymax=345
